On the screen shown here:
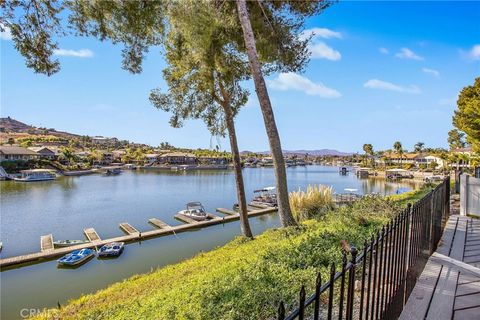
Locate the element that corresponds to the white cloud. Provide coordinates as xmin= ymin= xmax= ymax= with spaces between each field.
xmin=300 ymin=28 xmax=342 ymax=40
xmin=364 ymin=79 xmax=421 ymax=94
xmin=300 ymin=27 xmax=342 ymax=61
xmin=379 ymin=47 xmax=389 ymax=54
xmin=468 ymin=44 xmax=480 ymax=60
xmin=268 ymin=72 xmax=341 ymax=98
xmin=422 ymin=67 xmax=440 ymax=78
xmin=0 ymin=24 xmax=12 ymax=41
xmin=309 ymin=42 xmax=341 ymax=61
xmin=395 ymin=47 xmax=424 ymax=61
xmin=53 ymin=49 xmax=94 ymax=58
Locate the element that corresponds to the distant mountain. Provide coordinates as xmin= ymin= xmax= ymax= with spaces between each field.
xmin=0 ymin=117 xmax=81 ymax=140
xmin=242 ymin=149 xmax=353 ymax=156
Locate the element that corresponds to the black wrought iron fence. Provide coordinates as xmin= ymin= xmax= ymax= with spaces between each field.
xmin=279 ymin=177 xmax=450 ymax=320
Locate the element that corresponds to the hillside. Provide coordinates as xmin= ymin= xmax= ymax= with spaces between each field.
xmin=0 ymin=117 xmax=81 ymax=140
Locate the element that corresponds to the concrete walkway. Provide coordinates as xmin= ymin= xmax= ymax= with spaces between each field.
xmin=400 ymin=215 xmax=480 ymax=319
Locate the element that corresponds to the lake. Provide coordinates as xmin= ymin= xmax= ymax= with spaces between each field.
xmin=0 ymin=166 xmax=421 ymax=319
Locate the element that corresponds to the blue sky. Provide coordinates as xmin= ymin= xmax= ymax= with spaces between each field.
xmin=1 ymin=1 xmax=479 ymax=153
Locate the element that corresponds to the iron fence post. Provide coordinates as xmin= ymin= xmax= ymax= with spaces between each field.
xmin=346 ymin=247 xmax=358 ymax=320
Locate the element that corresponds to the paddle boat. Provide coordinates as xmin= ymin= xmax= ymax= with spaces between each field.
xmin=57 ymin=248 xmax=95 ymax=266
xmin=53 ymin=239 xmax=91 ymax=248
xmin=14 ymin=169 xmax=56 ymax=182
xmin=177 ymin=202 xmax=208 ymax=221
xmin=98 ymin=242 xmax=124 ymax=257
xmin=251 ymin=187 xmax=277 ymax=207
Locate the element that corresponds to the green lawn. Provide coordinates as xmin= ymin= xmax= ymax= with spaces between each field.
xmin=35 ymin=188 xmax=430 ymax=320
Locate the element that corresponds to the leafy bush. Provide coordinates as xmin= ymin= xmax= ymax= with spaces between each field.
xmin=289 ymin=185 xmax=334 ymax=222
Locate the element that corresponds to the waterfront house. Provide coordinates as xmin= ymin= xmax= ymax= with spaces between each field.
xmin=145 ymin=153 xmax=160 ymax=165
xmin=101 ymin=151 xmax=114 ymax=165
xmin=111 ymin=150 xmax=126 ymax=160
xmin=260 ymin=157 xmax=274 ymax=166
xmin=417 ymin=154 xmax=446 ymax=169
xmin=198 ymin=156 xmax=228 ymax=165
xmin=380 ymin=152 xmax=420 ymax=165
xmin=28 ymin=146 xmax=58 ymax=160
xmin=0 ymin=146 xmax=39 ymax=162
xmin=453 ymin=146 xmax=474 ymax=157
xmin=159 ymin=152 xmax=197 ymax=165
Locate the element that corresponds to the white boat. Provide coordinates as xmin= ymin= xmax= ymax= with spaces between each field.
xmin=177 ymin=202 xmax=208 ymax=221
xmin=98 ymin=242 xmax=124 ymax=257
xmin=14 ymin=169 xmax=56 ymax=182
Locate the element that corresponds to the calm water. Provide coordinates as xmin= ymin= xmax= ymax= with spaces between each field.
xmin=0 ymin=166 xmax=420 ymax=319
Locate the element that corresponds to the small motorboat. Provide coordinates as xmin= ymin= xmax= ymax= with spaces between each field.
xmin=57 ymin=248 xmax=95 ymax=266
xmin=177 ymin=202 xmax=208 ymax=221
xmin=104 ymin=168 xmax=121 ymax=175
xmin=98 ymin=242 xmax=124 ymax=257
xmin=53 ymin=239 xmax=91 ymax=248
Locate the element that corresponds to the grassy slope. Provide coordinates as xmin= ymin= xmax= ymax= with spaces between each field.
xmin=35 ymin=189 xmax=429 ymax=320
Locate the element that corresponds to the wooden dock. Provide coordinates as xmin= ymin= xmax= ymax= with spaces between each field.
xmin=40 ymin=234 xmax=54 ymax=252
xmin=83 ymin=228 xmax=101 ymax=242
xmin=119 ymin=222 xmax=139 ymax=235
xmin=206 ymin=213 xmax=222 ymax=220
xmin=148 ymin=218 xmax=172 ymax=229
xmin=248 ymin=202 xmax=269 ymax=209
xmin=216 ymin=208 xmax=238 ymax=215
xmin=174 ymin=213 xmax=198 ymax=224
xmin=0 ymin=206 xmax=278 ymax=269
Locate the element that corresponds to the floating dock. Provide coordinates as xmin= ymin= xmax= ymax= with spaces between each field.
xmin=0 ymin=206 xmax=278 ymax=269
xmin=148 ymin=218 xmax=172 ymax=229
xmin=216 ymin=208 xmax=238 ymax=215
xmin=119 ymin=223 xmax=139 ymax=235
xmin=83 ymin=228 xmax=101 ymax=242
xmin=174 ymin=213 xmax=199 ymax=224
xmin=40 ymin=234 xmax=54 ymax=252
xmin=248 ymin=203 xmax=269 ymax=209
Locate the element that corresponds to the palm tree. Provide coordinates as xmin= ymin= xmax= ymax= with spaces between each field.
xmin=363 ymin=143 xmax=374 ymax=167
xmin=236 ymin=0 xmax=296 ymax=226
xmin=393 ymin=141 xmax=403 ymax=166
xmin=60 ymin=147 xmax=76 ymax=166
xmin=414 ymin=142 xmax=425 ymax=153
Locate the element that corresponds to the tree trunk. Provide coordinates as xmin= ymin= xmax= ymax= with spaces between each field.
xmin=223 ymin=103 xmax=253 ymax=238
xmin=236 ymin=0 xmax=296 ymax=227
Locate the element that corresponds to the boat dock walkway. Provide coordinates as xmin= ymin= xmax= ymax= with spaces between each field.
xmin=83 ymin=228 xmax=101 ymax=242
xmin=119 ymin=223 xmax=139 ymax=235
xmin=40 ymin=234 xmax=54 ymax=252
xmin=148 ymin=218 xmax=172 ymax=229
xmin=174 ymin=213 xmax=198 ymax=224
xmin=0 ymin=206 xmax=278 ymax=269
xmin=216 ymin=208 xmax=239 ymax=215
